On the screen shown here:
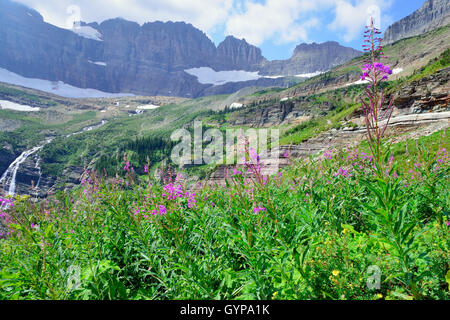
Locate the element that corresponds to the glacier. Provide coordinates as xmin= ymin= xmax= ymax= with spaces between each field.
xmin=0 ymin=67 xmax=133 ymax=99
xmin=185 ymin=67 xmax=261 ymax=85
xmin=0 ymin=100 xmax=40 ymax=112
xmin=71 ymin=26 xmax=103 ymax=41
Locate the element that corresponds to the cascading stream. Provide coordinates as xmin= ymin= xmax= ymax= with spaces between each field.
xmin=0 ymin=145 xmax=45 ymax=196
xmin=0 ymin=120 xmax=108 ymax=199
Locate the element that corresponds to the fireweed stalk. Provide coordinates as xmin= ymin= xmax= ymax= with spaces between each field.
xmin=360 ymin=18 xmax=394 ymax=171
xmin=358 ymin=19 xmax=433 ymax=300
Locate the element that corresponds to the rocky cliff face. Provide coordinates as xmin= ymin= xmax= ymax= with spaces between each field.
xmin=260 ymin=42 xmax=362 ymax=76
xmin=215 ymin=36 xmax=267 ymax=70
xmin=383 ymin=0 xmax=450 ymax=45
xmin=0 ymin=0 xmax=363 ymax=98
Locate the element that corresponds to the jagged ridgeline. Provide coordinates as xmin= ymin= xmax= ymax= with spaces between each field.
xmin=0 ymin=0 xmax=362 ymax=98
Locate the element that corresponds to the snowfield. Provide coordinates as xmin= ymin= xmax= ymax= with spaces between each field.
xmin=295 ymin=71 xmax=325 ymax=78
xmin=185 ymin=67 xmax=326 ymax=85
xmin=230 ymin=102 xmax=243 ymax=109
xmin=137 ymin=105 xmax=160 ymax=110
xmin=0 ymin=100 xmax=40 ymax=112
xmin=345 ymin=79 xmax=370 ymax=87
xmin=185 ymin=67 xmax=261 ymax=85
xmin=0 ymin=67 xmax=133 ymax=99
xmin=71 ymin=26 xmax=103 ymax=41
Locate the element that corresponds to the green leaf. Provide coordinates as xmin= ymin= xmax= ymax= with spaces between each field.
xmin=446 ymin=270 xmax=450 ymax=291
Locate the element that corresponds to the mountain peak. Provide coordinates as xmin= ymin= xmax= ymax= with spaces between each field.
xmin=216 ymin=36 xmax=266 ymax=70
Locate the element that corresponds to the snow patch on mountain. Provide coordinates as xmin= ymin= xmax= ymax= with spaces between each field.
xmin=137 ymin=105 xmax=160 ymax=110
xmin=230 ymin=103 xmax=243 ymax=109
xmin=259 ymin=71 xmax=323 ymax=79
xmin=0 ymin=67 xmax=133 ymax=99
xmin=72 ymin=26 xmax=103 ymax=41
xmin=294 ymin=71 xmax=325 ymax=78
xmin=345 ymin=79 xmax=370 ymax=87
xmin=262 ymin=75 xmax=285 ymax=79
xmin=0 ymin=100 xmax=40 ymax=112
xmin=185 ymin=67 xmax=261 ymax=85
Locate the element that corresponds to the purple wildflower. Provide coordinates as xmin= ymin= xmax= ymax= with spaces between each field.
xmin=253 ymin=206 xmax=266 ymax=214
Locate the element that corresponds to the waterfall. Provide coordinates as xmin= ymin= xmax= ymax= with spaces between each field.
xmin=34 ymin=156 xmax=42 ymax=201
xmin=0 ymin=139 xmax=52 ymax=197
xmin=1 ymin=120 xmax=107 ymax=198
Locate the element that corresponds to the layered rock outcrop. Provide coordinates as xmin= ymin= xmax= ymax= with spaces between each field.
xmin=393 ymin=67 xmax=450 ymax=113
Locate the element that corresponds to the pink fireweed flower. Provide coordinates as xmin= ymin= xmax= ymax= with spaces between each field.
xmin=436 ymin=148 xmax=449 ymax=164
xmin=144 ymin=165 xmax=149 ymax=173
xmin=158 ymin=205 xmax=167 ymax=215
xmin=324 ymin=150 xmax=333 ymax=160
xmin=185 ymin=192 xmax=197 ymax=209
xmin=0 ymin=197 xmax=13 ymax=207
xmin=249 ymin=148 xmax=261 ymax=164
xmin=335 ymin=167 xmax=352 ymax=178
xmin=253 ymin=206 xmax=266 ymax=214
xmin=163 ymin=183 xmax=183 ymax=200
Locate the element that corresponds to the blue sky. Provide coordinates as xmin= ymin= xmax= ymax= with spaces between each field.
xmin=251 ymin=0 xmax=427 ymax=60
xmin=15 ymin=0 xmax=427 ymax=61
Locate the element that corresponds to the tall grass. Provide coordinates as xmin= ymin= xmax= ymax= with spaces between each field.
xmin=0 ymin=129 xmax=448 ymax=300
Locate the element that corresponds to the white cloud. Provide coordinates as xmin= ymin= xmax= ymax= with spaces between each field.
xmin=14 ymin=0 xmax=234 ymax=33
xmin=329 ymin=0 xmax=393 ymax=42
xmin=12 ymin=0 xmax=394 ymax=47
xmin=225 ymin=0 xmax=334 ymax=46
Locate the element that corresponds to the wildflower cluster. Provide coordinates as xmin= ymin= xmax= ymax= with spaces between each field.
xmin=361 ymin=62 xmax=393 ymax=82
xmin=163 ymin=183 xmax=183 ymax=200
xmin=253 ymin=206 xmax=267 ymax=214
xmin=0 ymin=197 xmax=13 ymax=208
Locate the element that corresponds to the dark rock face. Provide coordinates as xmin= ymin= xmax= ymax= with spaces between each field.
xmin=0 ymin=144 xmax=16 ymax=178
xmin=383 ymin=0 xmax=450 ymax=45
xmin=259 ymin=41 xmax=362 ymax=76
xmin=0 ymin=1 xmax=105 ymax=89
xmin=0 ymin=0 xmax=363 ymax=97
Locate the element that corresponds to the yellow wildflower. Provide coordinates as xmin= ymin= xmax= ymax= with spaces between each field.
xmin=332 ymin=270 xmax=340 ymax=277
